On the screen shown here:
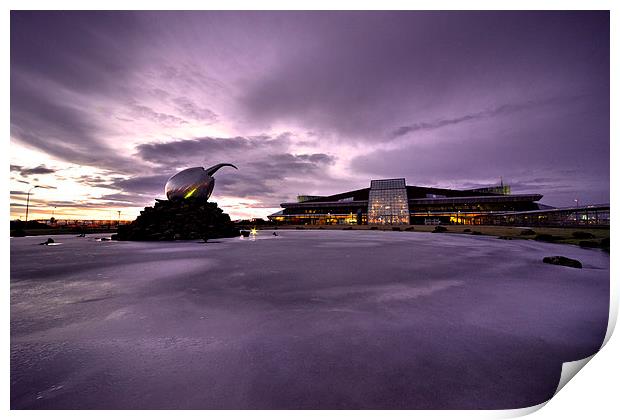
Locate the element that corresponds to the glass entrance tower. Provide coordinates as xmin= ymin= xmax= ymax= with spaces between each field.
xmin=367 ymin=178 xmax=410 ymax=224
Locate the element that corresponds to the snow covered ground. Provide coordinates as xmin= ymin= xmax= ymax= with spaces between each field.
xmin=10 ymin=230 xmax=609 ymax=409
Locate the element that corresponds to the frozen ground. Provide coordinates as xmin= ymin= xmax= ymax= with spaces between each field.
xmin=10 ymin=230 xmax=609 ymax=409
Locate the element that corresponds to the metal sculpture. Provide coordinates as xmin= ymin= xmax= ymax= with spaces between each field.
xmin=165 ymin=163 xmax=238 ymax=201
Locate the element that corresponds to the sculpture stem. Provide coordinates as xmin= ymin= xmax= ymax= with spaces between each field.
xmin=205 ymin=163 xmax=238 ymax=176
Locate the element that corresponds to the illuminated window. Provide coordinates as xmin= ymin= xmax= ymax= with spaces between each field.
xmin=368 ymin=178 xmax=410 ymax=225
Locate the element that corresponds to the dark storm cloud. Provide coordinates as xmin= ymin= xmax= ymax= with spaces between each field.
xmin=389 ymin=94 xmax=588 ymax=139
xmin=11 ymin=11 xmax=149 ymax=173
xmin=10 ymin=164 xmax=56 ymax=176
xmin=390 ymin=115 xmax=480 ymax=139
xmin=135 ymin=136 xmax=260 ymax=167
xmin=242 ymin=11 xmax=608 ymax=142
xmin=123 ymin=135 xmax=337 ymax=205
xmin=213 ymin=152 xmax=338 ymax=205
xmin=11 ymin=11 xmax=142 ymax=94
xmin=134 ymin=133 xmax=294 ymax=168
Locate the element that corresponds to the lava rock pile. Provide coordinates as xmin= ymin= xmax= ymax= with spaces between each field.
xmin=542 ymin=255 xmax=583 ymax=269
xmin=113 ymin=198 xmax=240 ymax=241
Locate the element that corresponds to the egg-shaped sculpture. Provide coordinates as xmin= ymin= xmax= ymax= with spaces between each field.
xmin=165 ymin=163 xmax=238 ymax=201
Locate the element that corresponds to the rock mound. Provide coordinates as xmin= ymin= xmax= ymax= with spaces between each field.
xmin=578 ymin=240 xmax=599 ymax=248
xmin=534 ymin=233 xmax=563 ymax=242
xmin=572 ymin=231 xmax=595 ymax=239
xmin=113 ymin=198 xmax=239 ymax=241
xmin=542 ymin=256 xmax=582 ymax=269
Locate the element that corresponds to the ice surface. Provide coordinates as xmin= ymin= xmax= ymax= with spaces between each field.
xmin=10 ymin=230 xmax=609 ymax=409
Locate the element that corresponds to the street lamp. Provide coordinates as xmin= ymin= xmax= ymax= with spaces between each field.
xmin=574 ymin=199 xmax=580 ymax=223
xmin=25 ymin=185 xmax=41 ymax=223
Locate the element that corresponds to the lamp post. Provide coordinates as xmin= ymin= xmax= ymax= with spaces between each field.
xmin=574 ymin=199 xmax=580 ymax=223
xmin=25 ymin=185 xmax=40 ymax=223
xmin=117 ymin=211 xmax=121 ymax=227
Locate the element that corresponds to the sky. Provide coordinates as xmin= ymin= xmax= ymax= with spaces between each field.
xmin=10 ymin=11 xmax=609 ymax=221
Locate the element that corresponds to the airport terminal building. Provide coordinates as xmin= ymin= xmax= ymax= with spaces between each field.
xmin=268 ymin=178 xmax=609 ymax=226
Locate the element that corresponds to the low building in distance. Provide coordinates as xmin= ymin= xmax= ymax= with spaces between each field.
xmin=268 ymin=178 xmax=609 ymax=226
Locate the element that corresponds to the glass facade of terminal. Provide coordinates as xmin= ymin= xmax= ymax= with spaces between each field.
xmin=268 ymin=178 xmax=608 ymax=227
xmin=367 ymin=178 xmax=410 ymax=225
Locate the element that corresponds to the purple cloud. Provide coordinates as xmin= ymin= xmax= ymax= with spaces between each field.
xmin=9 ymin=11 xmax=609 ymax=219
